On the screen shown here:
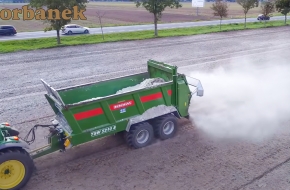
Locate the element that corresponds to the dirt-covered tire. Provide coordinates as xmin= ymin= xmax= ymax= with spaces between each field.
xmin=125 ymin=122 xmax=154 ymax=149
xmin=0 ymin=148 xmax=35 ymax=190
xmin=153 ymin=114 xmax=178 ymax=140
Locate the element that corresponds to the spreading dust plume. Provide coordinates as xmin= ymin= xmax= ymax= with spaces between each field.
xmin=188 ymin=53 xmax=290 ymax=141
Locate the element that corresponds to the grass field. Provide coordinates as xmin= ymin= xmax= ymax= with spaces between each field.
xmin=0 ymin=2 xmax=283 ymax=32
xmin=0 ymin=20 xmax=287 ymax=53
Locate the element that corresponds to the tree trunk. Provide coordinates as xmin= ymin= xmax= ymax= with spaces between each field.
xmin=244 ymin=13 xmax=247 ymax=28
xmin=220 ymin=17 xmax=222 ymax=31
xmin=56 ymin=29 xmax=60 ymax=45
xmin=154 ymin=13 xmax=158 ymax=37
xmin=99 ymin=17 xmax=104 ymax=40
xmin=285 ymin=14 xmax=287 ymax=25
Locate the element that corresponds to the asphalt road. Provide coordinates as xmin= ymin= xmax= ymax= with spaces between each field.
xmin=1 ymin=26 xmax=290 ymax=190
xmin=0 ymin=16 xmax=289 ymax=41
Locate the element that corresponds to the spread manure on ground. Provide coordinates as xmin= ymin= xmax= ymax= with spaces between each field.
xmin=187 ymin=55 xmax=290 ymax=141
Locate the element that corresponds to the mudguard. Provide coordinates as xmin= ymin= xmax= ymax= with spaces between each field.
xmin=0 ymin=139 xmax=30 ymax=151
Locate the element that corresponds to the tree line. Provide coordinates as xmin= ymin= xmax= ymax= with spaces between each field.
xmin=27 ymin=0 xmax=289 ymax=44
xmin=211 ymin=0 xmax=289 ymax=30
xmin=133 ymin=0 xmax=289 ymax=36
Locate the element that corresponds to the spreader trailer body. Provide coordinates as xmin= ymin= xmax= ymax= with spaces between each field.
xmin=0 ymin=59 xmax=203 ymax=190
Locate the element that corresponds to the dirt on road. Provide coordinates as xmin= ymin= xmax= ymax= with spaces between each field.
xmin=1 ymin=26 xmax=290 ymax=190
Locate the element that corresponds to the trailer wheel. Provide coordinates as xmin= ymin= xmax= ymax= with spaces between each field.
xmin=0 ymin=148 xmax=34 ymax=190
xmin=125 ymin=122 xmax=154 ymax=149
xmin=153 ymin=114 xmax=178 ymax=140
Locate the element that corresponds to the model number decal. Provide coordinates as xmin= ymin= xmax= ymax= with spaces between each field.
xmin=91 ymin=126 xmax=116 ymax=137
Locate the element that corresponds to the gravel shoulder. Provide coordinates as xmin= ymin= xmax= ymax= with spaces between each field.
xmin=1 ymin=26 xmax=290 ymax=190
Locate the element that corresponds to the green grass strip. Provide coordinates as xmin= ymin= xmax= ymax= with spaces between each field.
xmin=0 ymin=20 xmax=288 ymax=54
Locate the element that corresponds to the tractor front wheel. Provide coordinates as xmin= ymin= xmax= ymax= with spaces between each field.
xmin=125 ymin=122 xmax=154 ymax=149
xmin=0 ymin=148 xmax=34 ymax=190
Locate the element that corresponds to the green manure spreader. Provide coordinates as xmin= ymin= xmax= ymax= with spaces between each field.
xmin=0 ymin=60 xmax=203 ymax=190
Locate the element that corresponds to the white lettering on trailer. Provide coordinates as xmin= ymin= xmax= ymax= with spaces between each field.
xmin=114 ymin=101 xmax=132 ymax=109
xmin=91 ymin=125 xmax=116 ymax=137
xmin=110 ymin=100 xmax=135 ymax=111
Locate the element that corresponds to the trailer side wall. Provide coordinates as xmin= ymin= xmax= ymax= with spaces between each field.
xmin=62 ymin=83 xmax=173 ymax=145
xmin=57 ymin=72 xmax=149 ymax=105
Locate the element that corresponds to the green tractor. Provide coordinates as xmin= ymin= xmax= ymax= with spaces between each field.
xmin=0 ymin=122 xmax=34 ymax=190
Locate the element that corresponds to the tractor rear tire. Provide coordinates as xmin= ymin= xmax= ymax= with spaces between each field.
xmin=125 ymin=122 xmax=154 ymax=149
xmin=0 ymin=148 xmax=34 ymax=190
xmin=153 ymin=114 xmax=178 ymax=140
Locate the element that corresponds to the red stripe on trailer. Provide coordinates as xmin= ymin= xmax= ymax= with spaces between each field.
xmin=167 ymin=89 xmax=172 ymax=96
xmin=110 ymin=100 xmax=135 ymax=110
xmin=140 ymin=92 xmax=163 ymax=103
xmin=74 ymin=108 xmax=104 ymax=121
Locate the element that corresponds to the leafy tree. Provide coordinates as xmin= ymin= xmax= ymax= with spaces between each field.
xmin=132 ymin=0 xmax=182 ymax=37
xmin=211 ymin=0 xmax=228 ymax=31
xmin=29 ymin=0 xmax=88 ymax=44
xmin=236 ymin=0 xmax=259 ymax=28
xmin=275 ymin=0 xmax=290 ymax=24
xmin=260 ymin=0 xmax=276 ymax=26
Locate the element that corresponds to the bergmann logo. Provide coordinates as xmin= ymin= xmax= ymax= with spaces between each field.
xmin=0 ymin=5 xmax=87 ymax=20
xmin=113 ymin=101 xmax=133 ymax=110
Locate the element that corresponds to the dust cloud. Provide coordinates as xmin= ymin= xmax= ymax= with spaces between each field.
xmin=187 ymin=54 xmax=290 ymax=141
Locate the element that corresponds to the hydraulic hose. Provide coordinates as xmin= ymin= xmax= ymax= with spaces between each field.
xmin=22 ymin=124 xmax=58 ymax=145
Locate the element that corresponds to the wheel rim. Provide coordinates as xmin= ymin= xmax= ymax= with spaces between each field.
xmin=136 ymin=130 xmax=149 ymax=144
xmin=0 ymin=160 xmax=26 ymax=189
xmin=163 ymin=121 xmax=175 ymax=135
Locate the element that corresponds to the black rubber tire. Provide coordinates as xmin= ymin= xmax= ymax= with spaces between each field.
xmin=125 ymin=122 xmax=154 ymax=149
xmin=67 ymin=31 xmax=72 ymax=35
xmin=153 ymin=114 xmax=178 ymax=140
xmin=0 ymin=148 xmax=35 ymax=190
xmin=84 ymin=29 xmax=89 ymax=34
